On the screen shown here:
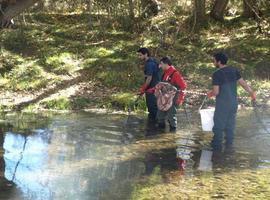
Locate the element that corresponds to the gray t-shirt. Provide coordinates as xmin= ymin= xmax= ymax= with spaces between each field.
xmin=212 ymin=66 xmax=241 ymax=108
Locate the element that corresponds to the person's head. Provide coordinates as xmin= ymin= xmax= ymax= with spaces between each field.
xmin=137 ymin=47 xmax=150 ymax=61
xmin=213 ymin=52 xmax=228 ymax=68
xmin=159 ymin=56 xmax=172 ymax=70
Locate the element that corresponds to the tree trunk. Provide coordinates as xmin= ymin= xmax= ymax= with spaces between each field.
xmin=242 ymin=0 xmax=259 ymax=19
xmin=86 ymin=0 xmax=92 ymax=13
xmin=128 ymin=0 xmax=135 ymax=20
xmin=210 ymin=0 xmax=229 ymax=21
xmin=194 ymin=0 xmax=206 ymax=24
xmin=87 ymin=0 xmax=92 ymax=28
xmin=0 ymin=0 xmax=40 ymax=28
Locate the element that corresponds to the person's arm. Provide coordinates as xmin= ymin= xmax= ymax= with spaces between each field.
xmin=173 ymin=72 xmax=187 ymax=91
xmin=139 ymin=62 xmax=154 ymax=95
xmin=208 ymin=85 xmax=219 ymax=97
xmin=144 ymin=75 xmax=152 ymax=86
xmin=207 ymin=71 xmax=220 ymax=98
xmin=139 ymin=75 xmax=152 ymax=95
xmin=238 ymin=78 xmax=256 ymax=100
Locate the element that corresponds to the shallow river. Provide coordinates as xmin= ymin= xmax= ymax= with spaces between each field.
xmin=0 ymin=106 xmax=270 ymax=200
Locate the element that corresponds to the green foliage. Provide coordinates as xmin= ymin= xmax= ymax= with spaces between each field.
xmin=94 ymin=65 xmax=141 ymax=90
xmin=22 ymin=104 xmax=39 ymax=112
xmin=109 ymin=92 xmax=146 ymax=111
xmin=41 ymin=97 xmax=71 ymax=110
xmin=0 ymin=112 xmax=53 ymax=132
xmin=2 ymin=29 xmax=29 ymax=53
xmin=40 ymin=97 xmax=92 ymax=110
xmin=0 ymin=51 xmax=23 ymax=75
xmin=131 ymin=166 xmax=162 ymax=199
xmin=44 ymin=52 xmax=81 ymax=74
xmin=71 ymin=97 xmax=91 ymax=109
xmin=5 ymin=63 xmax=49 ymax=91
xmin=0 ymin=10 xmax=269 ymax=111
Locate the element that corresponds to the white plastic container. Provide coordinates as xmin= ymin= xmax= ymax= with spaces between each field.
xmin=199 ymin=108 xmax=215 ymax=131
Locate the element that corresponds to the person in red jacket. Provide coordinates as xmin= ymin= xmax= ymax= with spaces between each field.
xmin=157 ymin=56 xmax=187 ymax=131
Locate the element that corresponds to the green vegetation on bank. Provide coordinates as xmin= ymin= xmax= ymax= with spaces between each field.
xmin=0 ymin=13 xmax=269 ymax=111
xmin=131 ymin=168 xmax=270 ymax=199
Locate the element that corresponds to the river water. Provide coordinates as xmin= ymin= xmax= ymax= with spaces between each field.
xmin=0 ymin=106 xmax=270 ymax=200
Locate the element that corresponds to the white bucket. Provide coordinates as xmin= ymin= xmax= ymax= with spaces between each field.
xmin=199 ymin=108 xmax=215 ymax=131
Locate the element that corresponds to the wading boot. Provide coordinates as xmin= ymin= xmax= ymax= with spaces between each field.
xmin=169 ymin=126 xmax=176 ymax=132
xmin=158 ymin=122 xmax=165 ymax=129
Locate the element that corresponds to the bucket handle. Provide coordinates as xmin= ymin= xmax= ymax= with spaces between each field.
xmin=198 ymin=95 xmax=207 ymax=111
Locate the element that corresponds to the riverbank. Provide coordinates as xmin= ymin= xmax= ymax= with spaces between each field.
xmin=0 ymin=13 xmax=269 ymax=112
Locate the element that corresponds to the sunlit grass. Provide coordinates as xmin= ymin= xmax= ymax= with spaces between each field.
xmin=131 ymin=168 xmax=270 ymax=200
xmin=45 ymin=52 xmax=82 ymax=74
xmin=4 ymin=61 xmax=46 ymax=90
xmin=109 ymin=92 xmax=146 ymax=111
xmin=0 ymin=12 xmax=269 ymax=110
xmin=41 ymin=97 xmax=71 ymax=110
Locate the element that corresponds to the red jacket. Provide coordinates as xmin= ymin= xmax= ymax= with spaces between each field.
xmin=162 ymin=66 xmax=187 ymax=105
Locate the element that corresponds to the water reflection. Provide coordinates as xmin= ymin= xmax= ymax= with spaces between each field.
xmin=144 ymin=148 xmax=184 ymax=175
xmin=142 ymin=117 xmax=194 ymax=179
xmin=0 ymin=112 xmax=148 ymax=200
xmin=0 ymin=107 xmax=269 ymax=199
xmin=3 ymin=130 xmax=52 ymax=199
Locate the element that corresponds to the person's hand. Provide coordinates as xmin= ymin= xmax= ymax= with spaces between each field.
xmin=138 ymin=83 xmax=147 ymax=95
xmin=207 ymin=91 xmax=214 ymax=98
xmin=146 ymin=87 xmax=155 ymax=94
xmin=250 ymin=91 xmax=256 ymax=101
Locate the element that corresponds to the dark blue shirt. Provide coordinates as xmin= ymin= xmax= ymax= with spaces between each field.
xmin=144 ymin=58 xmax=161 ymax=88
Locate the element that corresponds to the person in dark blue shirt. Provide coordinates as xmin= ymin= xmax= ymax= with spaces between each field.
xmin=137 ymin=47 xmax=161 ymax=121
xmin=207 ymin=52 xmax=256 ymax=151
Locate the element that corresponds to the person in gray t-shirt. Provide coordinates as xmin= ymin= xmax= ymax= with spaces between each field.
xmin=207 ymin=52 xmax=256 ymax=151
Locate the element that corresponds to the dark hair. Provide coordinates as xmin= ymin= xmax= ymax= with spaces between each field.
xmin=160 ymin=56 xmax=172 ymax=66
xmin=137 ymin=47 xmax=150 ymax=57
xmin=213 ymin=52 xmax=228 ymax=65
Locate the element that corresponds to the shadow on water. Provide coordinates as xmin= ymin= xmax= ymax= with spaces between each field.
xmin=0 ymin=106 xmax=269 ymax=199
